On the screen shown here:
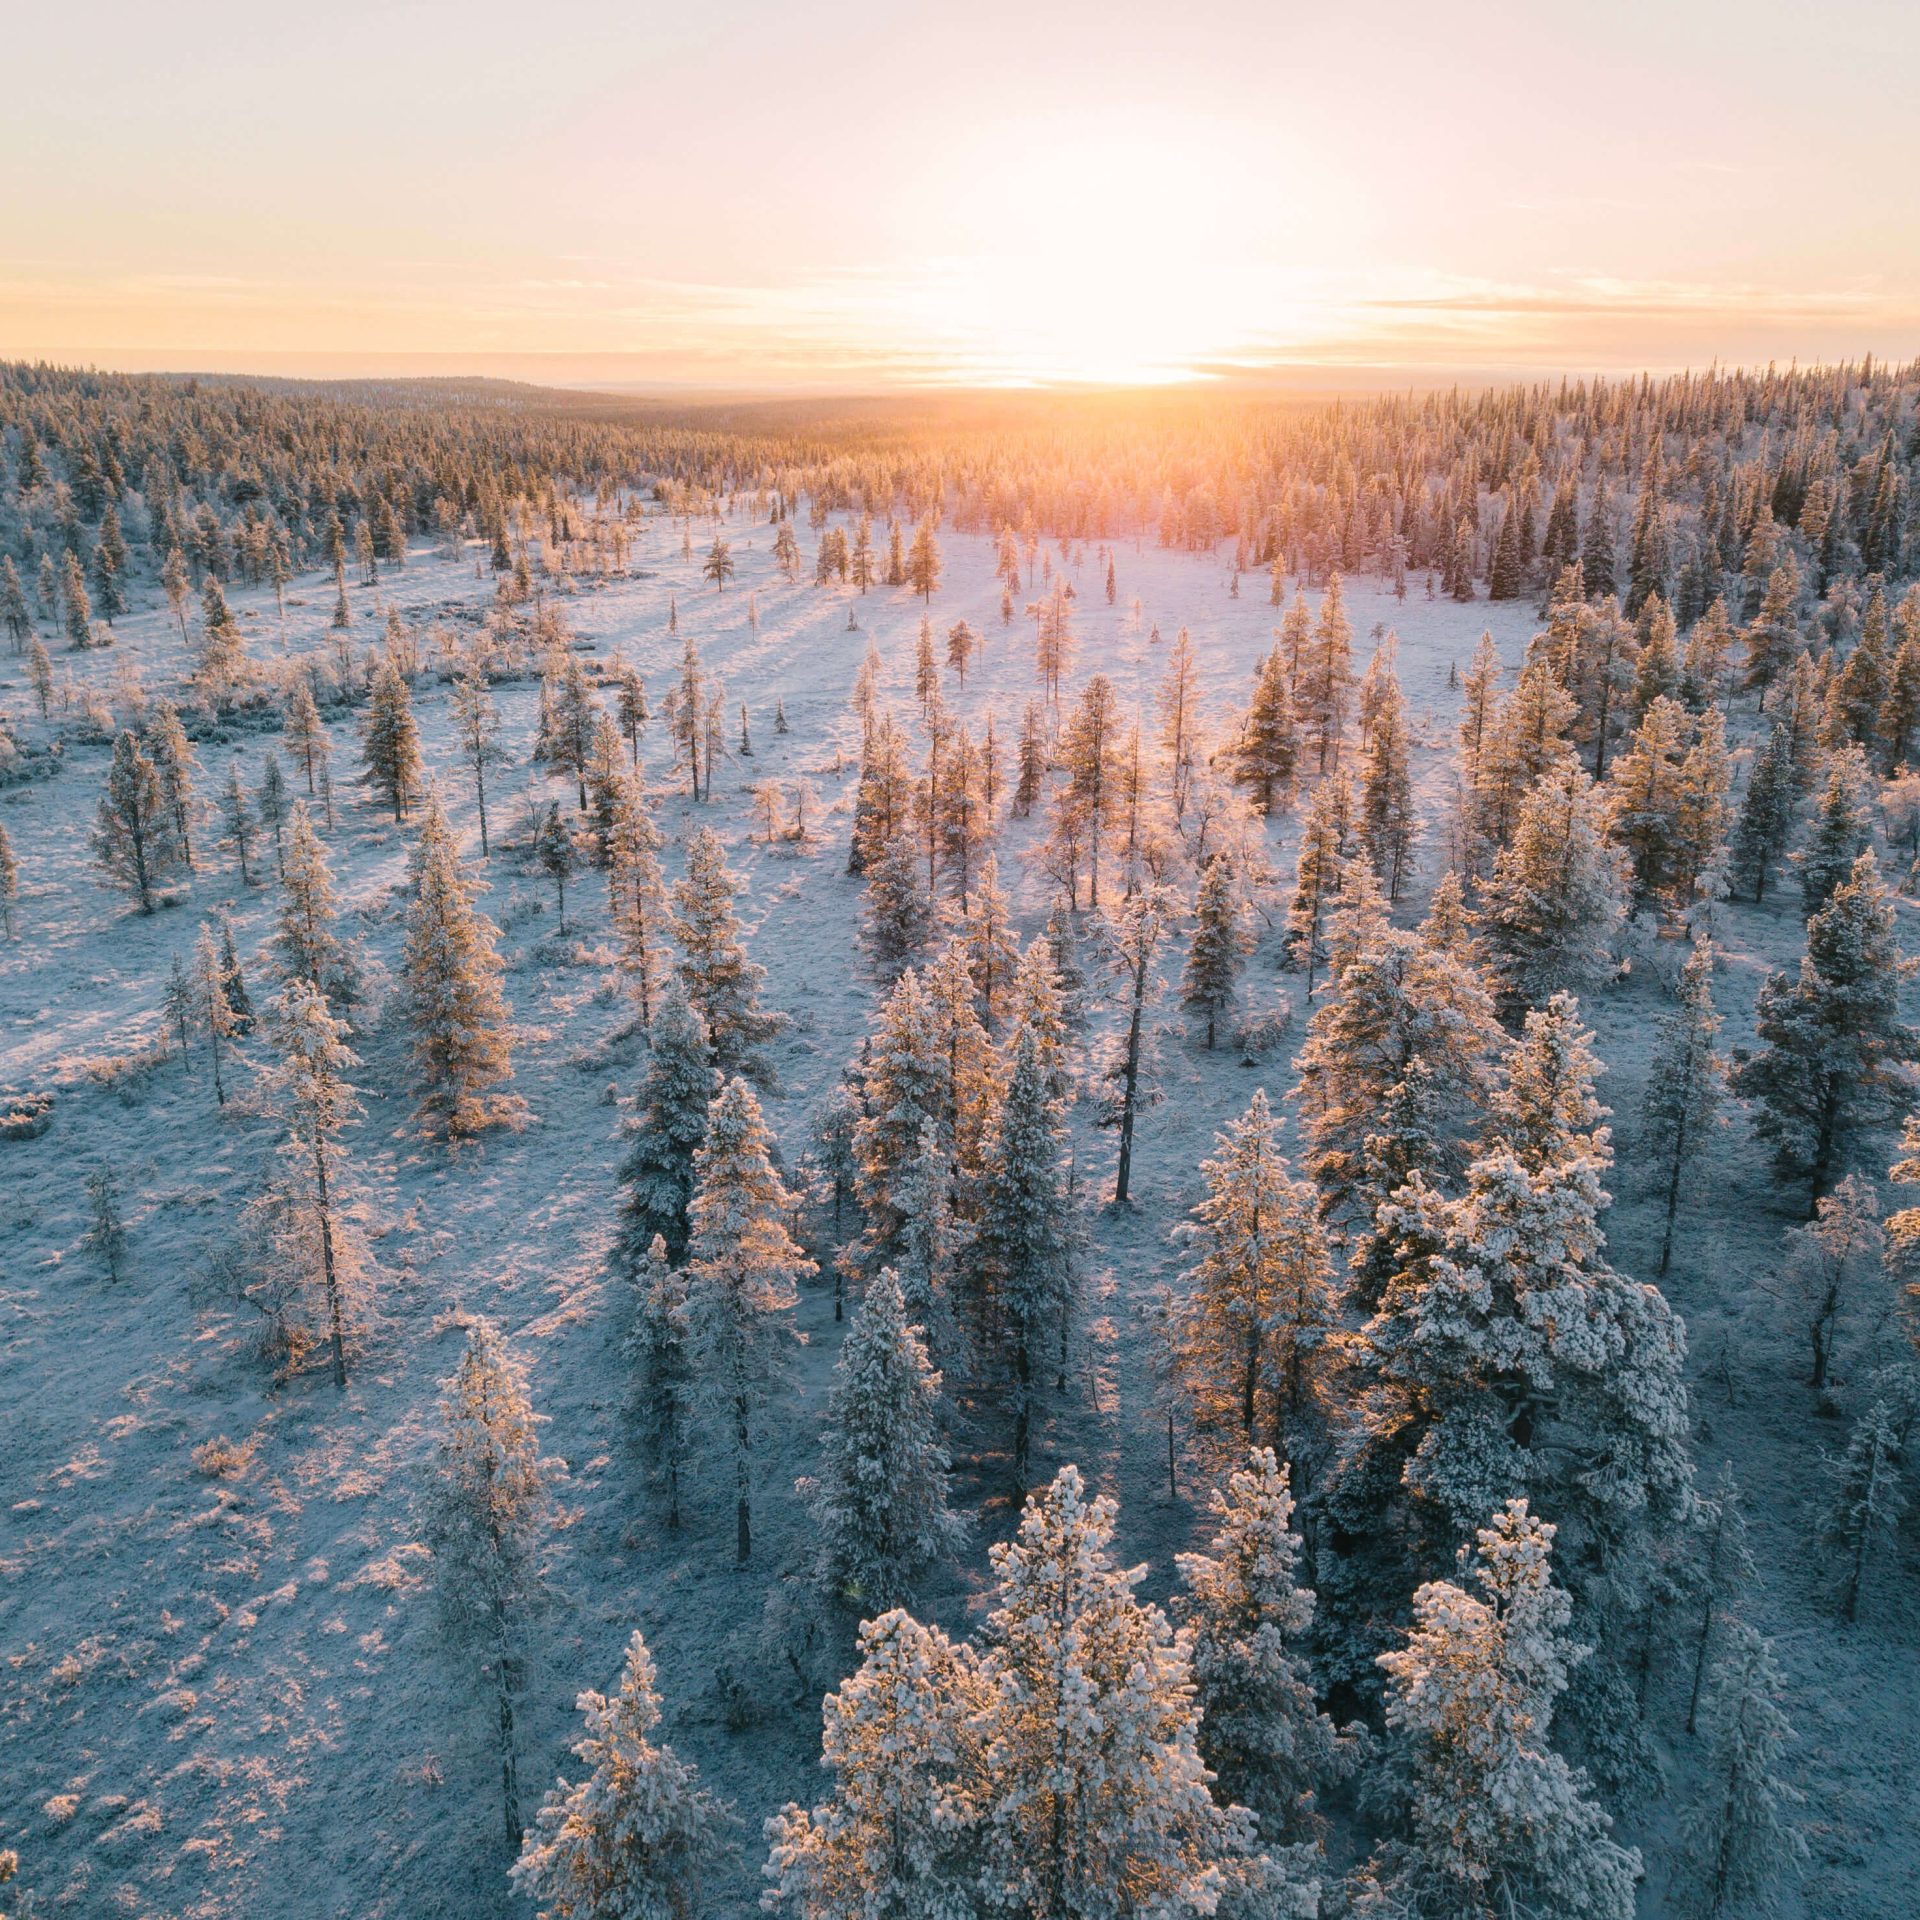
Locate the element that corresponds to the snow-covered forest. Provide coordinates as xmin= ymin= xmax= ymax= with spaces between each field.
xmin=2 ymin=360 xmax=1918 ymax=1918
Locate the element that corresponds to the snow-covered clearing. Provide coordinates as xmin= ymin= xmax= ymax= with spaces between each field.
xmin=1 ymin=513 xmax=1913 ymax=1917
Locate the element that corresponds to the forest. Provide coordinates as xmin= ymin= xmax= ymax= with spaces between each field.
xmin=1 ymin=356 xmax=1917 ymax=1918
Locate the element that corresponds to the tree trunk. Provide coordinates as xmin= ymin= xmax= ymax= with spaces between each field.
xmin=735 ymin=1397 xmax=752 ymax=1562
xmin=316 ymin=1137 xmax=347 ymax=1389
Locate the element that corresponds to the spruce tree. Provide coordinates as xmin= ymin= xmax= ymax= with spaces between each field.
xmin=609 ymin=770 xmax=669 ymax=1024
xmin=973 ymin=1465 xmax=1295 ymax=1919
xmin=450 ymin=663 xmax=506 ymax=857
xmin=274 ymin=801 xmax=354 ymax=1006
xmin=1683 ymin=1461 xmax=1755 ymax=1738
xmin=402 ymin=791 xmax=515 ymax=1136
xmin=671 ymin=826 xmax=782 ymax=1079
xmin=284 ymin=678 xmax=332 ymax=799
xmin=1641 ymin=941 xmax=1726 ymax=1276
xmin=861 ymin=825 xmax=932 ymax=980
xmin=1675 ymin=1626 xmax=1807 ymax=1920
xmin=424 ymin=1321 xmax=552 ymax=1851
xmin=763 ymin=1609 xmax=986 ymax=1919
xmin=145 ymin=698 xmax=200 ymax=867
xmin=973 ymin=1023 xmax=1071 ymax=1489
xmin=92 ymin=729 xmax=182 ymax=912
xmin=811 ymin=1267 xmax=963 ymax=1613
xmin=1173 ymin=1448 xmax=1342 ymax=1846
xmin=1298 ymin=574 xmax=1354 ymax=772
xmin=256 ymin=978 xmax=362 ymax=1387
xmin=684 ymin=1077 xmax=811 ymax=1560
xmin=1737 ymin=849 xmax=1917 ymax=1207
xmin=0 ymin=822 xmax=15 ymax=938
xmin=1356 ymin=1500 xmax=1639 ymax=1920
xmin=256 ymin=753 xmax=289 ymax=876
xmin=1183 ymin=854 xmax=1242 ymax=1049
xmin=1175 ymin=1090 xmax=1336 ymax=1469
xmin=1795 ymin=747 xmax=1874 ymax=919
xmin=1099 ymin=884 xmax=1173 ymax=1205
xmin=1822 ymin=1401 xmax=1906 ymax=1622
xmin=628 ymin=1234 xmax=691 ymax=1528
xmin=512 ymin=1629 xmax=732 ymax=1919
xmin=960 ymin=855 xmax=1021 ymax=1036
xmin=1233 ymin=646 xmax=1298 ymax=816
xmin=851 ymin=968 xmax=948 ymax=1280
xmin=535 ymin=802 xmax=577 ymax=933
xmin=218 ymin=759 xmax=257 ymax=885
xmin=362 ymin=657 xmax=424 ymax=821
xmin=1361 ymin=669 xmax=1417 ymax=899
xmin=1285 ymin=767 xmax=1354 ymax=994
xmin=1730 ymin=723 xmax=1797 ymax=903
xmin=618 ymin=982 xmax=715 ymax=1269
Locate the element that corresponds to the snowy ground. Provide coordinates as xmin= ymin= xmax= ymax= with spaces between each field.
xmin=1 ymin=511 xmax=1914 ymax=1917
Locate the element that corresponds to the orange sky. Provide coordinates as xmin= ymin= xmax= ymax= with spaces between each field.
xmin=5 ymin=0 xmax=1917 ymax=389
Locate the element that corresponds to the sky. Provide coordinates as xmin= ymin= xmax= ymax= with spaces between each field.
xmin=3 ymin=0 xmax=1917 ymax=392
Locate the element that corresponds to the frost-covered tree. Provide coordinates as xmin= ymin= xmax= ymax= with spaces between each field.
xmin=1291 ymin=923 xmax=1502 ymax=1226
xmin=1675 ymin=1625 xmax=1807 ymax=1920
xmin=1641 ymin=941 xmax=1725 ymax=1276
xmin=1355 ymin=1500 xmax=1639 ymax=1920
xmin=811 ymin=1267 xmax=964 ymax=1613
xmin=609 ymin=771 xmax=669 ymax=1024
xmin=512 ymin=1629 xmax=732 ymax=1920
xmin=627 ymin=1234 xmax=692 ymax=1528
xmin=93 ymin=729 xmax=183 ymax=912
xmin=1233 ymin=646 xmax=1297 ymax=816
xmin=274 ymin=801 xmax=355 ymax=1006
xmin=1780 ymin=1173 xmax=1883 ymax=1392
xmin=145 ymin=697 xmax=200 ymax=867
xmin=536 ymin=802 xmax=578 ymax=933
xmin=672 ymin=826 xmax=782 ymax=1079
xmin=193 ymin=920 xmax=240 ymax=1106
xmin=851 ymin=968 xmax=947 ymax=1278
xmin=425 ymin=1320 xmax=552 ymax=1850
xmin=1183 ymin=854 xmax=1242 ymax=1049
xmin=960 ymin=855 xmax=1021 ymax=1036
xmin=1175 ymin=1090 xmax=1337 ymax=1471
xmin=763 ymin=1609 xmax=986 ymax=1920
xmin=193 ymin=575 xmax=248 ymax=700
xmin=86 ymin=1167 xmax=127 ymax=1283
xmin=284 ymin=678 xmax=332 ymax=800
xmin=1173 ymin=1448 xmax=1343 ymax=1847
xmin=973 ymin=1464 xmax=1302 ymax=1919
xmin=1480 ymin=761 xmax=1627 ymax=1010
xmin=1361 ymin=668 xmax=1417 ymax=900
xmin=256 ymin=753 xmax=290 ymax=876
xmin=1794 ymin=746 xmax=1874 ymax=920
xmin=1099 ymin=884 xmax=1173 ymax=1205
xmin=972 ymin=1023 xmax=1072 ymax=1489
xmin=861 ymin=825 xmax=933 ymax=980
xmin=1737 ymin=849 xmax=1916 ymax=1207
xmin=1284 ymin=768 xmax=1353 ymax=995
xmin=0 ymin=822 xmax=16 ymax=938
xmin=1298 ymin=574 xmax=1355 ymax=772
xmin=1822 ymin=1400 xmax=1906 ymax=1621
xmin=684 ymin=1077 xmax=812 ymax=1560
xmin=361 ymin=657 xmax=424 ymax=820
xmin=618 ymin=982 xmax=714 ymax=1269
xmin=1684 ymin=1461 xmax=1755 ymax=1738
xmin=403 ymin=791 xmax=515 ymax=1136
xmin=218 ymin=759 xmax=257 ymax=885
xmin=255 ymin=978 xmax=363 ymax=1387
xmin=450 ymin=662 xmax=507 ymax=857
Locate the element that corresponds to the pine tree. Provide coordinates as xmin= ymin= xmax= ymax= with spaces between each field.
xmin=92 ymin=729 xmax=183 ymax=912
xmin=512 ymin=1628 xmax=731 ymax=1919
xmin=1823 ymin=1401 xmax=1906 ymax=1622
xmin=619 ymin=982 xmax=715 ymax=1269
xmin=144 ymin=698 xmax=199 ymax=869
xmin=1743 ymin=562 xmax=1803 ymax=707
xmin=403 ymin=791 xmax=515 ymax=1136
xmin=973 ymin=1024 xmax=1071 ymax=1489
xmin=191 ymin=922 xmax=239 ymax=1107
xmin=906 ymin=520 xmax=941 ymax=601
xmin=1174 ymin=1448 xmax=1342 ymax=1846
xmin=1737 ymin=849 xmax=1917 ymax=1207
xmin=702 ymin=534 xmax=736 ymax=590
xmin=1175 ymin=1091 xmax=1337 ymax=1468
xmin=60 ymin=549 xmax=94 ymax=649
xmin=763 ymin=1609 xmax=986 ymax=1920
xmin=1183 ymin=854 xmax=1243 ymax=1049
xmin=960 ymin=855 xmax=1021 ymax=1036
xmin=25 ymin=635 xmax=52 ymax=717
xmin=1606 ymin=695 xmax=1690 ymax=912
xmin=973 ymin=1465 xmax=1293 ymax=1919
xmin=1675 ymin=1625 xmax=1808 ymax=1920
xmin=1298 ymin=574 xmax=1355 ymax=772
xmin=193 ymin=575 xmax=248 ymax=699
xmin=362 ymin=658 xmax=423 ymax=821
xmin=1054 ymin=674 xmax=1125 ymax=908
xmin=811 ymin=1267 xmax=964 ymax=1613
xmin=425 ymin=1321 xmax=552 ymax=1850
xmin=1480 ymin=762 xmax=1627 ymax=1010
xmin=1730 ymin=723 xmax=1797 ymax=903
xmin=1356 ymin=1500 xmax=1639 ymax=1920
xmin=850 ymin=968 xmax=947 ymax=1278
xmin=218 ymin=760 xmax=257 ymax=885
xmin=684 ymin=1077 xmax=812 ymax=1561
xmin=1641 ymin=941 xmax=1726 ymax=1276
xmin=256 ymin=978 xmax=363 ymax=1387
xmin=672 ymin=827 xmax=781 ymax=1079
